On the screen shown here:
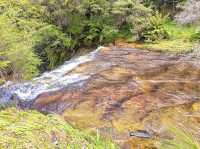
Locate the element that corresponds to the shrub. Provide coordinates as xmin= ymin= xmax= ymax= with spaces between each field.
xmin=100 ymin=25 xmax=118 ymax=43
xmin=135 ymin=11 xmax=169 ymax=42
xmin=112 ymin=0 xmax=151 ymax=29
xmin=0 ymin=0 xmax=46 ymax=80
xmin=81 ymin=20 xmax=118 ymax=46
xmin=81 ymin=21 xmax=103 ymax=46
xmin=35 ymin=25 xmax=75 ymax=70
xmin=0 ymin=14 xmax=41 ymax=80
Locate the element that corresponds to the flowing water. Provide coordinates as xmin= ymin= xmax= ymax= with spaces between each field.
xmin=0 ymin=46 xmax=200 ymax=148
xmin=0 ymin=47 xmax=102 ymax=105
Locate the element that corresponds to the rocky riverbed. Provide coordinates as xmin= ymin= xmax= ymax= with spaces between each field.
xmin=1 ymin=45 xmax=200 ymax=148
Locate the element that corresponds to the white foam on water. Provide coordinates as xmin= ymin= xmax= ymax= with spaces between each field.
xmin=0 ymin=47 xmax=103 ymax=103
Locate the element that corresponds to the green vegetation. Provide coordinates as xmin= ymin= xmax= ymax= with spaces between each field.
xmin=0 ymin=107 xmax=118 ymax=149
xmin=137 ymin=11 xmax=169 ymax=42
xmin=0 ymin=0 xmax=152 ymax=80
xmin=190 ymin=29 xmax=200 ymax=42
xmin=160 ymin=126 xmax=200 ymax=149
xmin=164 ymin=21 xmax=197 ymax=40
xmin=142 ymin=21 xmax=198 ymax=52
xmin=0 ymin=0 xmax=199 ymax=80
xmin=0 ymin=0 xmax=200 ymax=148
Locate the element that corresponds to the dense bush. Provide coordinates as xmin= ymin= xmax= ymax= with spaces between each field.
xmin=0 ymin=0 xmax=75 ymax=78
xmin=140 ymin=12 xmax=168 ymax=42
xmin=134 ymin=11 xmax=169 ymax=42
xmin=35 ymin=25 xmax=75 ymax=70
xmin=0 ymin=1 xmax=42 ymax=80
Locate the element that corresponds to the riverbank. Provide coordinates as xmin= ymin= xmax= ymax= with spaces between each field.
xmin=1 ymin=45 xmax=200 ymax=148
xmin=0 ymin=107 xmax=118 ymax=148
xmin=114 ymin=21 xmax=199 ymax=53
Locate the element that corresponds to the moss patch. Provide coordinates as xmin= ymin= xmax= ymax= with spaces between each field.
xmin=0 ymin=108 xmax=118 ymax=149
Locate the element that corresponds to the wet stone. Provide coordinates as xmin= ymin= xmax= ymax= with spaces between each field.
xmin=1 ymin=46 xmax=200 ymax=148
xmin=129 ymin=130 xmax=152 ymax=139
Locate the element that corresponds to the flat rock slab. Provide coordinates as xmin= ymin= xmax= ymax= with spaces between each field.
xmin=31 ymin=47 xmax=200 ymax=148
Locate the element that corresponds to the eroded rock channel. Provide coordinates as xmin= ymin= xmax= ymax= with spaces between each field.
xmin=1 ymin=46 xmax=200 ymax=148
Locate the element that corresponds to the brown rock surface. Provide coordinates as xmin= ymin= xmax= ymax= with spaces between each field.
xmin=32 ymin=47 xmax=200 ymax=148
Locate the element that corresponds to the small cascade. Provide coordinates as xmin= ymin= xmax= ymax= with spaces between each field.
xmin=1 ymin=45 xmax=200 ymax=146
xmin=0 ymin=47 xmax=102 ymax=105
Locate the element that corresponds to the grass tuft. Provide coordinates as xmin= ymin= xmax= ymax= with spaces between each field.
xmin=160 ymin=124 xmax=200 ymax=149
